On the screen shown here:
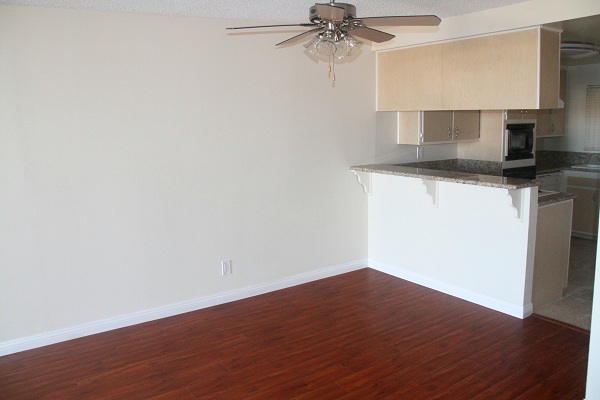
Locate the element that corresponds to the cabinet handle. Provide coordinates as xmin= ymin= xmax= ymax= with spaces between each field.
xmin=550 ymin=124 xmax=555 ymax=132
xmin=455 ymin=127 xmax=459 ymax=137
xmin=447 ymin=127 xmax=451 ymax=139
xmin=594 ymin=192 xmax=598 ymax=203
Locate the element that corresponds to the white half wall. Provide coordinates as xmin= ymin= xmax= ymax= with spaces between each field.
xmin=367 ymin=173 xmax=537 ymax=317
xmin=0 ymin=5 xmax=375 ymax=345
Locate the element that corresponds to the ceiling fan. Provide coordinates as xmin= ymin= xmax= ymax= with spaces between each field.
xmin=227 ymin=1 xmax=441 ymax=81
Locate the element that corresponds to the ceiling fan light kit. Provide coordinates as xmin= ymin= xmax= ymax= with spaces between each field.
xmin=227 ymin=0 xmax=441 ymax=83
xmin=560 ymin=42 xmax=600 ymax=59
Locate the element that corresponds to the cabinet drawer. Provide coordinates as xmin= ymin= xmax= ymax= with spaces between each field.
xmin=566 ymin=176 xmax=600 ymax=188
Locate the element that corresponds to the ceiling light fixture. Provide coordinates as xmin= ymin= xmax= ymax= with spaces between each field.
xmin=560 ymin=42 xmax=600 ymax=59
xmin=303 ymin=30 xmax=363 ymax=82
xmin=227 ymin=1 xmax=440 ymax=84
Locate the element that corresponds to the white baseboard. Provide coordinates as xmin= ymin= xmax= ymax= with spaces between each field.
xmin=0 ymin=259 xmax=368 ymax=357
xmin=369 ymin=259 xmax=531 ymax=319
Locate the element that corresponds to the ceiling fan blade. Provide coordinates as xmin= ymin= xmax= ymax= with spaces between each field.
xmin=276 ymin=27 xmax=324 ymax=46
xmin=315 ymin=4 xmax=345 ymax=21
xmin=227 ymin=23 xmax=317 ymax=30
xmin=350 ymin=26 xmax=395 ymax=43
xmin=358 ymin=15 xmax=441 ymax=27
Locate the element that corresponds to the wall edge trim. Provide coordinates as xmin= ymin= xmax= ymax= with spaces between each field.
xmin=369 ymin=258 xmax=529 ymax=319
xmin=0 ymin=259 xmax=368 ymax=356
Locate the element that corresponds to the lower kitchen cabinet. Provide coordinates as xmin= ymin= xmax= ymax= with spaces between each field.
xmin=532 ymin=199 xmax=573 ymax=310
xmin=564 ymin=172 xmax=600 ymax=237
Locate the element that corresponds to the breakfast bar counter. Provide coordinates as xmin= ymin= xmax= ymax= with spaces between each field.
xmin=352 ymin=163 xmax=538 ymax=319
xmin=351 ymin=164 xmax=538 ymax=190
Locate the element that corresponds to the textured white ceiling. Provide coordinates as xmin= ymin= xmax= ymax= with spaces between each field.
xmin=0 ymin=0 xmax=529 ymax=23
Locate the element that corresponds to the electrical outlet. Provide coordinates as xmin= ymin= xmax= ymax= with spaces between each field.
xmin=417 ymin=146 xmax=424 ymax=159
xmin=221 ymin=260 xmax=232 ymax=275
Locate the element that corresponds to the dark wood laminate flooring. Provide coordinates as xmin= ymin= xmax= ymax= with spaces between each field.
xmin=0 ymin=269 xmax=590 ymax=399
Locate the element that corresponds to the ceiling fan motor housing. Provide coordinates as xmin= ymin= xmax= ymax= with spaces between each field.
xmin=309 ymin=3 xmax=356 ymax=23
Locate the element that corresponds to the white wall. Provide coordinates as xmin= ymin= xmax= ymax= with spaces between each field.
xmin=538 ymin=63 xmax=600 ymax=152
xmin=0 ymin=5 xmax=376 ymax=345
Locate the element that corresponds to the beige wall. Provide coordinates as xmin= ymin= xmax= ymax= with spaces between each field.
xmin=0 ymin=5 xmax=376 ymax=342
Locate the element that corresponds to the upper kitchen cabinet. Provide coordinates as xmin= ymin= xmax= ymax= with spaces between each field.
xmin=506 ymin=109 xmax=537 ymax=120
xmin=377 ymin=44 xmax=444 ymax=111
xmin=382 ymin=110 xmax=480 ymax=145
xmin=377 ymin=27 xmax=561 ymax=111
xmin=536 ymin=69 xmax=568 ymax=137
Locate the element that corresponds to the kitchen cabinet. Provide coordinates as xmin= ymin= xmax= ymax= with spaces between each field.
xmin=452 ymin=111 xmax=481 ymax=141
xmin=421 ymin=111 xmax=453 ymax=143
xmin=377 ymin=44 xmax=444 ymax=111
xmin=536 ymin=69 xmax=568 ymax=137
xmin=388 ymin=110 xmax=480 ymax=145
xmin=532 ymin=199 xmax=573 ymax=310
xmin=563 ymin=171 xmax=600 ymax=237
xmin=377 ymin=27 xmax=560 ymax=111
xmin=506 ymin=110 xmax=537 ymax=120
xmin=537 ymin=172 xmax=563 ymax=192
xmin=536 ymin=109 xmax=565 ymax=136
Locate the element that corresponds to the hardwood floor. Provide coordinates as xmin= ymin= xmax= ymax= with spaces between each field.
xmin=0 ymin=269 xmax=590 ymax=399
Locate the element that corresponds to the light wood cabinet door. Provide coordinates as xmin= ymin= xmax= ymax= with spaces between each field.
xmin=548 ymin=108 xmax=565 ymax=136
xmin=566 ymin=175 xmax=600 ymax=236
xmin=538 ymin=109 xmax=565 ymax=137
xmin=377 ymin=28 xmax=560 ymax=111
xmin=569 ymin=187 xmax=599 ymax=236
xmin=532 ymin=200 xmax=573 ymax=310
xmin=421 ymin=111 xmax=453 ymax=143
xmin=377 ymin=44 xmax=444 ymax=111
xmin=506 ymin=109 xmax=537 ymax=120
xmin=536 ymin=109 xmax=551 ymax=135
xmin=535 ymin=69 xmax=567 ymax=137
xmin=442 ymin=29 xmax=541 ymax=110
xmin=453 ymin=111 xmax=480 ymax=141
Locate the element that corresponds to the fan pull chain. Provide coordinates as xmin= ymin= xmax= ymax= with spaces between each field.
xmin=328 ymin=56 xmax=336 ymax=82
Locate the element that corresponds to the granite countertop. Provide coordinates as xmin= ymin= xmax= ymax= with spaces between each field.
xmin=538 ymin=192 xmax=577 ymax=207
xmin=537 ymin=163 xmax=600 ymax=174
xmin=536 ymin=150 xmax=600 ymax=174
xmin=351 ymin=164 xmax=539 ymax=190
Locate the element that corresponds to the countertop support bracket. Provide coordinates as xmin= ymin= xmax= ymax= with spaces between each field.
xmin=352 ymin=170 xmax=371 ymax=195
xmin=421 ymin=179 xmax=439 ymax=207
xmin=507 ymin=189 xmax=524 ymax=220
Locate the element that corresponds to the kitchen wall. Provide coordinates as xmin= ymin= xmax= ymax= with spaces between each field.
xmin=538 ymin=63 xmax=600 ymax=152
xmin=0 ymin=5 xmax=376 ymax=347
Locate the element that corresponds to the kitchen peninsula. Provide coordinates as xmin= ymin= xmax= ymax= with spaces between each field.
xmin=352 ymin=163 xmax=541 ymax=318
